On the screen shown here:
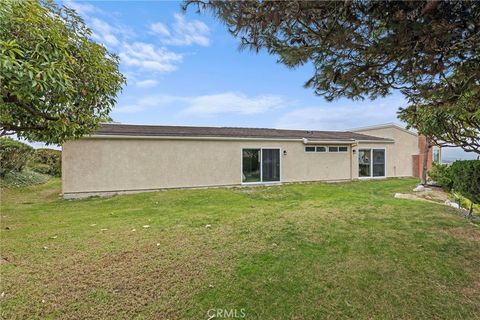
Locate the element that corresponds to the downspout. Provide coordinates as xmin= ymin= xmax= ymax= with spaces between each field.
xmin=350 ymin=142 xmax=358 ymax=180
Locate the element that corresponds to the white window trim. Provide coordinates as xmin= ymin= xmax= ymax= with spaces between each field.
xmin=241 ymin=147 xmax=282 ymax=185
xmin=304 ymin=145 xmax=349 ymax=153
xmin=358 ymin=147 xmax=387 ymax=179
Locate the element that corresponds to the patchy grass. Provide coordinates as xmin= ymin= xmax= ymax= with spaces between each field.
xmin=1 ymin=178 xmax=479 ymax=319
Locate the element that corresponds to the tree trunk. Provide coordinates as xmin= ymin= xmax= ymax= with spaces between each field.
xmin=421 ymin=139 xmax=432 ymax=185
xmin=469 ymin=202 xmax=474 ymax=218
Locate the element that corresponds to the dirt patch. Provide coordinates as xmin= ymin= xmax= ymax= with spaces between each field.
xmin=395 ymin=187 xmax=452 ymax=205
xmin=442 ymin=226 xmax=480 ymax=242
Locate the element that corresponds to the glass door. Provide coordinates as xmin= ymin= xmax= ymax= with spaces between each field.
xmin=359 ymin=148 xmax=386 ymax=178
xmin=242 ymin=148 xmax=281 ymax=183
xmin=242 ymin=149 xmax=261 ymax=182
xmin=372 ymin=149 xmax=385 ymax=177
xmin=358 ymin=149 xmax=371 ymax=177
xmin=262 ymin=149 xmax=280 ymax=182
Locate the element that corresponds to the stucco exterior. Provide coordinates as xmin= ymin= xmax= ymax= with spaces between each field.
xmin=62 ymin=124 xmax=423 ymax=198
xmin=353 ymin=124 xmax=419 ymax=177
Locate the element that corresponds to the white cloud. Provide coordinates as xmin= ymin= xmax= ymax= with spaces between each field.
xmin=182 ymin=93 xmax=283 ymax=116
xmin=150 ymin=13 xmax=210 ymax=46
xmin=90 ymin=17 xmax=120 ymax=47
xmin=150 ymin=22 xmax=170 ymax=37
xmin=115 ymin=92 xmax=284 ymax=116
xmin=115 ymin=95 xmax=179 ymax=113
xmin=276 ymin=99 xmax=405 ymax=131
xmin=119 ymin=42 xmax=183 ymax=72
xmin=65 ymin=0 xmax=98 ymax=15
xmin=136 ymin=79 xmax=159 ymax=88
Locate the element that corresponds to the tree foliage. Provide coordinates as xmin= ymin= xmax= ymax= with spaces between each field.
xmin=30 ymin=148 xmax=62 ymax=176
xmin=0 ymin=0 xmax=125 ymax=144
xmin=185 ymin=1 xmax=480 ymax=153
xmin=0 ymin=137 xmax=34 ymax=177
xmin=450 ymin=160 xmax=480 ymax=214
xmin=399 ymin=81 xmax=480 ymax=153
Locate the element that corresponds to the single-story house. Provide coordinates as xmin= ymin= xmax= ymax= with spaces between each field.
xmin=62 ymin=123 xmax=438 ymax=198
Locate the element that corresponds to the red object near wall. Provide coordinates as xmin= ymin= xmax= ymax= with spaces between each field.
xmin=413 ymin=135 xmax=433 ymax=178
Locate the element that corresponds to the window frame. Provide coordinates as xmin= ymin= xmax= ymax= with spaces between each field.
xmin=358 ymin=147 xmax=387 ymax=179
xmin=241 ymin=147 xmax=282 ymax=185
xmin=304 ymin=145 xmax=349 ymax=153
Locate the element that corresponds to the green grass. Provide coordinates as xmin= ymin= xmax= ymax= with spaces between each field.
xmin=1 ymin=178 xmax=479 ymax=319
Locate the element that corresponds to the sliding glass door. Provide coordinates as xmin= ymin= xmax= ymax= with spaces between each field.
xmin=242 ymin=149 xmax=261 ymax=182
xmin=242 ymin=148 xmax=280 ymax=183
xmin=358 ymin=149 xmax=386 ymax=178
xmin=262 ymin=149 xmax=280 ymax=182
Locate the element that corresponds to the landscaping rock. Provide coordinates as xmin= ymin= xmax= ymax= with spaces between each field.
xmin=394 ymin=193 xmax=416 ymax=200
xmin=413 ymin=185 xmax=425 ymax=192
xmin=445 ymin=200 xmax=460 ymax=209
xmin=205 ymin=224 xmax=212 ymax=228
xmin=143 ymin=225 xmax=150 ymax=228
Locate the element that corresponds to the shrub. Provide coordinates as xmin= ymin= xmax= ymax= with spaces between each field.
xmin=428 ymin=163 xmax=453 ymax=190
xmin=0 ymin=138 xmax=34 ymax=177
xmin=450 ymin=160 xmax=480 ymax=214
xmin=31 ymin=148 xmax=61 ymax=176
xmin=0 ymin=169 xmax=50 ymax=188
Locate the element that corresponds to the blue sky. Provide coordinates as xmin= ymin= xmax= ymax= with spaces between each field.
xmin=53 ymin=0 xmax=476 ymax=161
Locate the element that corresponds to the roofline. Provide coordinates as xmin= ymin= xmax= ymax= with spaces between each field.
xmin=349 ymin=122 xmax=418 ymax=137
xmin=87 ymin=134 xmax=394 ymax=144
xmin=100 ymin=122 xmax=360 ymax=134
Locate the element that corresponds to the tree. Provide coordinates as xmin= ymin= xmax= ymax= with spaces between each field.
xmin=399 ymin=80 xmax=480 ymax=154
xmin=185 ymin=1 xmax=480 ymax=153
xmin=0 ymin=0 xmax=125 ymax=144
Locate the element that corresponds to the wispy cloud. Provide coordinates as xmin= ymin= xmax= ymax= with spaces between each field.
xmin=119 ymin=42 xmax=183 ymax=73
xmin=150 ymin=13 xmax=210 ymax=46
xmin=135 ymin=79 xmax=159 ymax=88
xmin=115 ymin=92 xmax=285 ymax=115
xmin=182 ymin=93 xmax=283 ymax=116
xmin=90 ymin=17 xmax=120 ymax=47
xmin=64 ymin=0 xmax=98 ymax=15
xmin=276 ymin=99 xmax=406 ymax=130
xmin=115 ymin=95 xmax=180 ymax=113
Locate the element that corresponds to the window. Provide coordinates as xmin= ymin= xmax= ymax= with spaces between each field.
xmin=433 ymin=147 xmax=440 ymax=163
xmin=306 ymin=145 xmax=348 ymax=153
xmin=359 ymin=149 xmax=386 ymax=178
xmin=242 ymin=148 xmax=280 ymax=183
xmin=242 ymin=149 xmax=260 ymax=182
xmin=359 ymin=149 xmax=371 ymax=177
xmin=372 ymin=149 xmax=385 ymax=177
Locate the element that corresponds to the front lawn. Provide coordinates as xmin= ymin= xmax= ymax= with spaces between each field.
xmin=1 ymin=178 xmax=479 ymax=319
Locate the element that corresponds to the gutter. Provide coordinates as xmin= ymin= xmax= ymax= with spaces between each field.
xmin=87 ymin=134 xmax=393 ymax=144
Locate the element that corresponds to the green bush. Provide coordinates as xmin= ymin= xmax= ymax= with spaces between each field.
xmin=31 ymin=148 xmax=61 ymax=176
xmin=0 ymin=138 xmax=34 ymax=177
xmin=428 ymin=163 xmax=453 ymax=190
xmin=0 ymin=169 xmax=50 ymax=188
xmin=450 ymin=160 xmax=480 ymax=213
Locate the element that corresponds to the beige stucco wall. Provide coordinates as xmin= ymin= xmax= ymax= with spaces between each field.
xmin=353 ymin=127 xmax=419 ymax=177
xmin=62 ymin=139 xmax=356 ymax=195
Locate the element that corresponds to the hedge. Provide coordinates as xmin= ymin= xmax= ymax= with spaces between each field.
xmin=0 ymin=138 xmax=34 ymax=177
xmin=450 ymin=160 xmax=480 ymax=212
xmin=31 ymin=148 xmax=62 ymax=177
xmin=428 ymin=163 xmax=453 ymax=190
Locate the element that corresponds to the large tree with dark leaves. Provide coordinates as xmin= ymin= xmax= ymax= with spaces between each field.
xmin=0 ymin=0 xmax=125 ymax=144
xmin=185 ymin=0 xmax=480 ymax=153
